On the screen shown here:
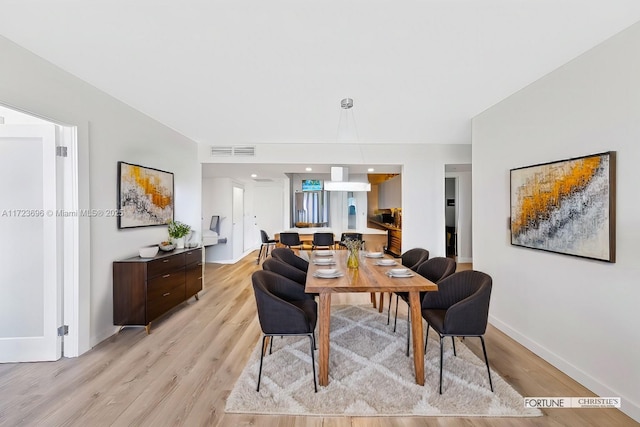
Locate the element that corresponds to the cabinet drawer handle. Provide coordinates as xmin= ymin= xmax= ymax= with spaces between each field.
xmin=163 ymin=259 xmax=169 ymax=263
xmin=163 ymin=292 xmax=170 ymax=297
xmin=163 ymin=274 xmax=171 ymax=278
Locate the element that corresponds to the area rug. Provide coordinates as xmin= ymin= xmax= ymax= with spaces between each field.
xmin=225 ymin=304 xmax=541 ymax=417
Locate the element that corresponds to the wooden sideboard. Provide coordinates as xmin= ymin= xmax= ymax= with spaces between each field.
xmin=113 ymin=247 xmax=203 ymax=333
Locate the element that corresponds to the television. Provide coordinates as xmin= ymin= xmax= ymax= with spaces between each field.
xmin=302 ymin=179 xmax=323 ymax=191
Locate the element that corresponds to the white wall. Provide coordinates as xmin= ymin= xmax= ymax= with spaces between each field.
xmin=473 ymin=23 xmax=640 ymax=422
xmin=200 ymin=142 xmax=471 ymax=258
xmin=378 ymin=175 xmax=401 ymax=209
xmin=0 ymin=36 xmax=201 ymax=352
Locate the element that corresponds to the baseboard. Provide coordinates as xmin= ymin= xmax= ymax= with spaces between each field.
xmin=489 ymin=314 xmax=640 ymax=423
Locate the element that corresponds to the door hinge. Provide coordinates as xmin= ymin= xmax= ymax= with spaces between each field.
xmin=57 ymin=325 xmax=69 ymax=336
xmin=56 ymin=146 xmax=68 ymax=157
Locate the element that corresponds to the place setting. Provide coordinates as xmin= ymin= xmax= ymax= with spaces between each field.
xmin=313 ymin=257 xmax=336 ymax=265
xmin=312 ymin=268 xmax=344 ymax=279
xmin=385 ymin=268 xmax=414 ymax=278
xmin=313 ymin=250 xmax=335 ymax=257
xmin=364 ymin=251 xmax=384 ymax=258
xmin=374 ymin=258 xmax=397 ymax=266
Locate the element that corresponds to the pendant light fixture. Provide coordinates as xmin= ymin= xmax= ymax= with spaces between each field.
xmin=337 ymin=98 xmax=358 ymax=142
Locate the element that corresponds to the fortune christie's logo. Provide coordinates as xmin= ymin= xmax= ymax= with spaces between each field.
xmin=524 ymin=397 xmax=621 ymax=409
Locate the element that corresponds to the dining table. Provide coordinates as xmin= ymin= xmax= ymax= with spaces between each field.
xmin=304 ymin=249 xmax=438 ymax=387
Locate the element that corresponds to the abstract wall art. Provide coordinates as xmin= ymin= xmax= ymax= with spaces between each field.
xmin=510 ymin=152 xmax=616 ymax=262
xmin=118 ymin=161 xmax=174 ymax=229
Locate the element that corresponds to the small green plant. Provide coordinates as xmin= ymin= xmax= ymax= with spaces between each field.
xmin=167 ymin=220 xmax=191 ymax=239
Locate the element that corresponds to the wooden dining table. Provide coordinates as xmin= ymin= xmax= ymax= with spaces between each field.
xmin=304 ymin=250 xmax=438 ymax=386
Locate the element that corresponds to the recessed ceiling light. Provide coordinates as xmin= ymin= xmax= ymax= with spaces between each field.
xmin=305 ymin=167 xmax=312 ymax=171
xmin=368 ymin=168 xmax=375 ymax=172
xmin=251 ymin=173 xmax=257 ymax=178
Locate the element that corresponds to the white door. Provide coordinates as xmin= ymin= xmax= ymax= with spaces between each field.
xmin=0 ymin=124 xmax=62 ymax=362
xmin=232 ymin=186 xmax=244 ymax=259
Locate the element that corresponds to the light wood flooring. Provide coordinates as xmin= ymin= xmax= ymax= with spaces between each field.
xmin=0 ymin=253 xmax=636 ymax=426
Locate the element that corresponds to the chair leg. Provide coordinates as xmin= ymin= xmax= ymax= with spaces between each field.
xmin=452 ymin=336 xmax=456 ymax=356
xmin=256 ymin=245 xmax=264 ymax=264
xmin=480 ymin=336 xmax=494 ymax=392
xmin=309 ymin=334 xmax=318 ymax=393
xmin=439 ymin=335 xmax=444 ymax=394
xmin=257 ymin=335 xmax=268 ymax=392
xmin=387 ymin=293 xmax=392 ymax=325
xmin=393 ymin=294 xmax=399 ymax=332
xmin=405 ymin=303 xmax=411 ymax=357
xmin=424 ymin=324 xmax=430 ymax=352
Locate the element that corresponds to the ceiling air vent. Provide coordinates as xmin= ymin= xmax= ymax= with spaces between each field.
xmin=210 ymin=146 xmax=256 ymax=157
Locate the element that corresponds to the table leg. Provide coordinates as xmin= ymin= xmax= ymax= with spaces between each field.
xmin=408 ymin=291 xmax=425 ymax=386
xmin=318 ymin=292 xmax=332 ymax=386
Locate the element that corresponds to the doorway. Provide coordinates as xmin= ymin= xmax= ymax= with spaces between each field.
xmin=232 ymin=185 xmax=245 ymax=260
xmin=0 ymin=106 xmax=79 ymax=362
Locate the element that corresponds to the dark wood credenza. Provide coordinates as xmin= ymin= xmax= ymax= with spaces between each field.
xmin=113 ymin=247 xmax=203 ymax=333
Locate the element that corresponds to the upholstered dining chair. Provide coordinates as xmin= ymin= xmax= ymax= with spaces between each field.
xmin=279 ymin=232 xmax=303 ymax=249
xmin=256 ymin=230 xmax=278 ymax=265
xmin=251 ymin=270 xmax=318 ymax=392
xmin=312 ymin=232 xmax=335 ymax=251
xmin=271 ymin=247 xmax=309 ymax=273
xmin=262 ymin=257 xmax=307 ymax=287
xmin=422 ymin=270 xmax=493 ymax=394
xmin=387 ymin=248 xmax=431 ymax=328
xmin=394 ymin=257 xmax=457 ymax=356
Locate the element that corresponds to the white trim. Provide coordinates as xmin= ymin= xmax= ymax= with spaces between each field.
xmin=489 ymin=314 xmax=640 ymax=422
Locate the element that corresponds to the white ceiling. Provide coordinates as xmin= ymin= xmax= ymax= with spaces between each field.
xmin=1 ymin=1 xmax=640 ymax=179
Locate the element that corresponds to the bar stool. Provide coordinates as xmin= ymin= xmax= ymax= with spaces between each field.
xmin=312 ymin=232 xmax=335 ymax=250
xmin=256 ymin=230 xmax=278 ymax=264
xmin=279 ymin=232 xmax=303 ymax=249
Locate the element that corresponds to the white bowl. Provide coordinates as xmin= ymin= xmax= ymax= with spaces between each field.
xmin=389 ymin=268 xmax=409 ymax=276
xmin=139 ymin=246 xmax=159 ymax=258
xmin=378 ymin=259 xmax=396 ymax=265
xmin=317 ymin=268 xmax=338 ymax=276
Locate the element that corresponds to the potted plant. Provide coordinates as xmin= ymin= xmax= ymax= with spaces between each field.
xmin=167 ymin=220 xmax=191 ymax=249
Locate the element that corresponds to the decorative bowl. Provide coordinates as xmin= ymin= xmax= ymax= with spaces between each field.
xmin=139 ymin=246 xmax=159 ymax=258
xmin=159 ymin=242 xmax=176 ymax=252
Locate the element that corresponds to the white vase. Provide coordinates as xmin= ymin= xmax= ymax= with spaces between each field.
xmin=174 ymin=237 xmax=185 ymax=249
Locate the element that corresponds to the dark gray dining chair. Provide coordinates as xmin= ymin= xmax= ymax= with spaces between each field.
xmin=388 ymin=248 xmax=430 ymax=328
xmin=422 ymin=270 xmax=493 ymax=394
xmin=262 ymin=257 xmax=307 ymax=287
xmin=395 ymin=257 xmax=457 ymax=356
xmin=252 ymin=270 xmax=318 ymax=392
xmin=271 ymin=247 xmax=309 ymax=273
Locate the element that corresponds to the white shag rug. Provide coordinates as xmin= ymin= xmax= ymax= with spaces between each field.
xmin=225 ymin=305 xmax=542 ymax=417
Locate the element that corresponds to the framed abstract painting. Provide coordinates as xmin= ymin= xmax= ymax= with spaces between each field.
xmin=117 ymin=161 xmax=174 ymax=229
xmin=510 ymin=151 xmax=616 ymax=262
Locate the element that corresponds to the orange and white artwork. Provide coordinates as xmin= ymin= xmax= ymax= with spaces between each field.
xmin=510 ymin=152 xmax=615 ymax=262
xmin=118 ymin=162 xmax=174 ymax=228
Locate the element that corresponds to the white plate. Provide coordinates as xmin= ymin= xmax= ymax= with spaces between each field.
xmin=313 ymin=259 xmax=336 ymax=265
xmin=376 ymin=259 xmax=397 ymax=266
xmin=314 ymin=251 xmax=335 ymax=257
xmin=313 ymin=272 xmax=344 ymax=279
xmin=387 ymin=272 xmax=414 ymax=278
xmin=365 ymin=252 xmax=383 ymax=258
xmin=316 ymin=268 xmax=338 ymax=276
xmin=389 ymin=268 xmax=410 ymax=276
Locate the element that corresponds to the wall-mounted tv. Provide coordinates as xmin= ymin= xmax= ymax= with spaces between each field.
xmin=302 ymin=179 xmax=323 ymax=191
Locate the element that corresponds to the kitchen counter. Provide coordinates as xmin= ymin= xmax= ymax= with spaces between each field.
xmin=368 ymin=219 xmax=402 ymax=256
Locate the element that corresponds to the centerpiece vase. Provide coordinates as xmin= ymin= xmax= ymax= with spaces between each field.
xmin=347 ymin=247 xmax=359 ymax=269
